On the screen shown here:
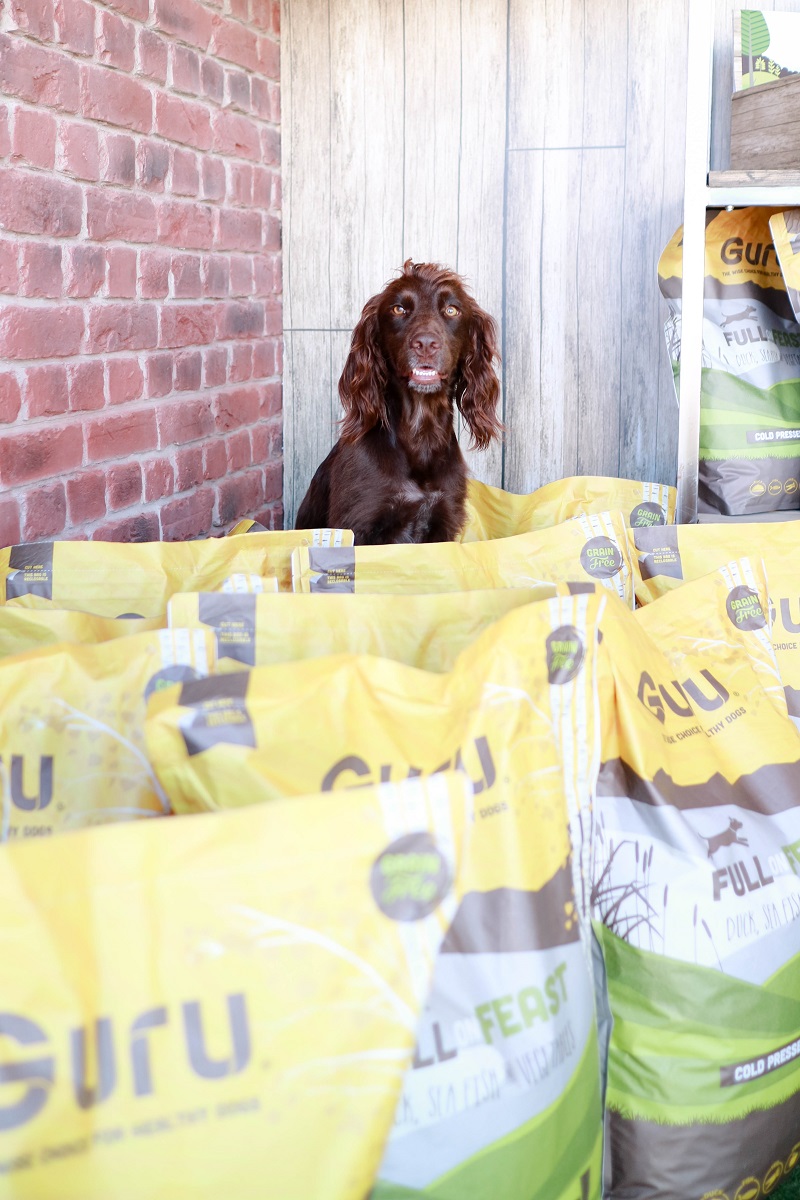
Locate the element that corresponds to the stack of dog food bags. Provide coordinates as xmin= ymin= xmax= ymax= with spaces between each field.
xmin=0 ymin=529 xmax=354 ymax=836
xmin=145 ymin=592 xmax=608 ymax=1200
xmin=0 ymin=529 xmax=355 ymax=618
xmin=291 ymin=511 xmax=636 ymax=608
xmin=593 ymin=557 xmax=800 ymax=1198
xmin=0 ymin=771 xmax=470 ymax=1200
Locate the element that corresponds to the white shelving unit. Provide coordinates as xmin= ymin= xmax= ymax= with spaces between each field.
xmin=676 ymin=0 xmax=800 ymax=523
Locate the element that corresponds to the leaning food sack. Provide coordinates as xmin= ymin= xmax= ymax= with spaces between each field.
xmin=166 ymin=585 xmax=587 ymax=671
xmin=594 ymin=559 xmax=800 ymax=1199
xmin=461 ymin=475 xmax=676 ymax=541
xmin=659 ymin=207 xmax=800 ymax=515
xmin=0 ymin=530 xmax=355 ymax=617
xmin=0 ymin=628 xmax=216 ymax=838
xmin=146 ymin=593 xmax=606 ymax=1200
xmin=292 ymin=511 xmax=635 ymax=606
xmin=0 ymin=771 xmax=468 ymax=1200
xmin=630 ymin=520 xmax=800 ymax=725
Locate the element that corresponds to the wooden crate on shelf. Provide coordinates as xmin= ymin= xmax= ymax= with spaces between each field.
xmin=730 ymin=74 xmax=800 ymax=170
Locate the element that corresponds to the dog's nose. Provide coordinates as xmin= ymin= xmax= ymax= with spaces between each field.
xmin=411 ymin=331 xmax=441 ymax=356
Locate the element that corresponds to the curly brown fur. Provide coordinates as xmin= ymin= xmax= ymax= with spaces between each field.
xmin=295 ymin=260 xmax=503 ymax=544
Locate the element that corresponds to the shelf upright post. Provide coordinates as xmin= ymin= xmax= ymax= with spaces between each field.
xmin=677 ymin=0 xmax=716 ymax=523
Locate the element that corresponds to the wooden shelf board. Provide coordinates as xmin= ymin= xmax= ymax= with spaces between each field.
xmin=709 ymin=169 xmax=800 ymax=188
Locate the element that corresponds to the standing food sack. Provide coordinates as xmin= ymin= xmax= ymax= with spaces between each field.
xmin=461 ymin=475 xmax=676 ymax=541
xmin=0 ymin=628 xmax=216 ymax=838
xmin=0 ymin=530 xmax=355 ymax=617
xmin=146 ymin=594 xmax=607 ymax=1200
xmin=630 ymin=521 xmax=800 ymax=726
xmin=659 ymin=207 xmax=800 ymax=515
xmin=594 ymin=559 xmax=800 ymax=1199
xmin=0 ymin=771 xmax=468 ymax=1200
xmin=166 ymin=585 xmax=587 ymax=672
xmin=291 ymin=511 xmax=635 ymax=607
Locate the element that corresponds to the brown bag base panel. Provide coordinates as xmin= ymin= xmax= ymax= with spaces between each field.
xmin=606 ymin=1092 xmax=800 ymax=1199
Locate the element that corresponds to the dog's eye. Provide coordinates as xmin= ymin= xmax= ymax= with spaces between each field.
xmin=390 ymin=304 xmax=407 ymax=316
xmin=443 ymin=304 xmax=460 ymax=317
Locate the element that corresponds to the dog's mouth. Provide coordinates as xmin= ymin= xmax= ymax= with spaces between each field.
xmin=408 ymin=366 xmax=445 ymax=390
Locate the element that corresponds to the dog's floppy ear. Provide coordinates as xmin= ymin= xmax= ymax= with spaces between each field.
xmin=338 ymin=295 xmax=388 ymax=443
xmin=454 ymin=304 xmax=504 ymax=450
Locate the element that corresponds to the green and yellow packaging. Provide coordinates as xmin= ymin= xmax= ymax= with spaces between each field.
xmin=594 ymin=559 xmax=800 ymax=1199
xmin=659 ymin=207 xmax=800 ymax=515
xmin=146 ymin=593 xmax=607 ymax=1200
xmin=0 ymin=771 xmax=468 ymax=1200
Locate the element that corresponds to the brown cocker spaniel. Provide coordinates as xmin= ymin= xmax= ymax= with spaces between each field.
xmin=295 ymin=260 xmax=503 ymax=544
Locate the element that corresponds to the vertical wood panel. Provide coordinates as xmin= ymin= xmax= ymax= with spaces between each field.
xmin=402 ymin=0 xmax=462 ymax=265
xmin=617 ymin=0 xmax=686 ymax=485
xmin=280 ymin=0 xmax=331 ymax=328
xmin=505 ymin=150 xmax=582 ymax=493
xmin=509 ymin=0 xmax=586 ymax=149
xmin=329 ymin=0 xmax=405 ymax=328
xmin=575 ymin=149 xmax=626 ymax=476
xmin=283 ymin=0 xmax=698 ymax=525
xmin=455 ymin=0 xmax=507 ymax=487
xmin=283 ymin=331 xmax=338 ymax=522
xmin=583 ymin=0 xmax=628 ymax=147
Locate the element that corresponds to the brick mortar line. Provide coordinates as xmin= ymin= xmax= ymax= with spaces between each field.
xmin=1 ymin=17 xmax=280 ymax=69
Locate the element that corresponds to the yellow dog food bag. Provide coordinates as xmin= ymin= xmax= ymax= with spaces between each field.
xmin=166 ymin=585 xmax=589 ymax=671
xmin=146 ymin=593 xmax=607 ymax=1200
xmin=630 ymin=521 xmax=800 ymax=725
xmin=0 ymin=530 xmax=355 ymax=617
xmin=0 ymin=628 xmax=216 ymax=839
xmin=770 ymin=210 xmax=800 ymax=324
xmin=461 ymin=475 xmax=676 ymax=541
xmin=593 ymin=559 xmax=800 ymax=1199
xmin=0 ymin=609 xmax=164 ymax=659
xmin=227 ymin=519 xmax=353 ymax=542
xmin=292 ymin=510 xmax=635 ymax=607
xmin=0 ymin=771 xmax=468 ymax=1200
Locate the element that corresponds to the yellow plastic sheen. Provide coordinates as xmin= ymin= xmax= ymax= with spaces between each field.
xmin=0 ymin=772 xmax=469 ymax=1200
xmin=628 ymin=522 xmax=800 ymax=706
xmin=461 ymin=476 xmax=676 ymax=541
xmin=291 ymin=511 xmax=636 ymax=607
xmin=0 ymin=628 xmax=216 ymax=838
xmin=0 ymin=531 xmax=355 ymax=617
xmin=0 ymin=609 xmax=165 ymax=659
xmin=145 ymin=592 xmax=606 ymax=898
xmin=602 ymin=557 xmax=799 ymax=781
xmin=166 ymin=585 xmax=585 ymax=672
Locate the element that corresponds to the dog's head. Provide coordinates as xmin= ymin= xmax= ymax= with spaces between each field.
xmin=339 ymin=260 xmax=503 ymax=449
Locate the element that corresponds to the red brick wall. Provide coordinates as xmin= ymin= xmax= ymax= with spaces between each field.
xmin=0 ymin=0 xmax=282 ymax=545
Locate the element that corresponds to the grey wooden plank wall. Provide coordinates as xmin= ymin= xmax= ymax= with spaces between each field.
xmin=281 ymin=0 xmax=793 ymax=528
